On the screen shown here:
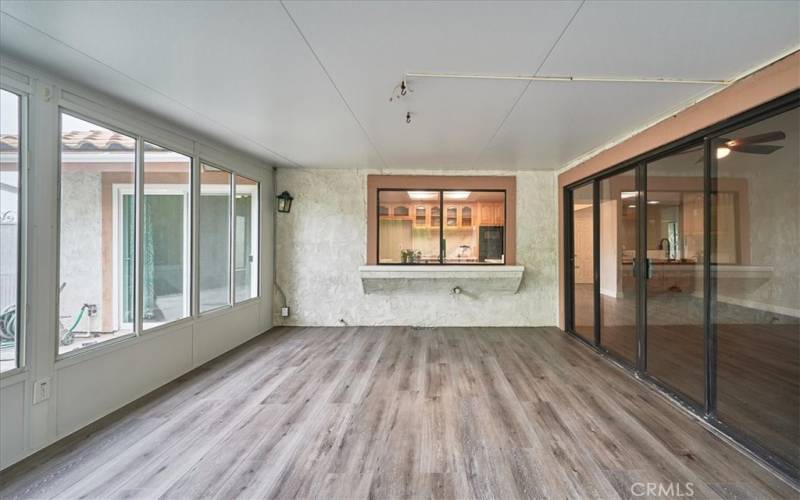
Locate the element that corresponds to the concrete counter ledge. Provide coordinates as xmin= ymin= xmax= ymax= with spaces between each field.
xmin=358 ymin=265 xmax=525 ymax=294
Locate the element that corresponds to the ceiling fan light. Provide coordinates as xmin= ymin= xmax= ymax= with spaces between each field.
xmin=716 ymin=146 xmax=731 ymax=159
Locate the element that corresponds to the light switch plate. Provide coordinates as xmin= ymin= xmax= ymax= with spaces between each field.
xmin=281 ymin=307 xmax=290 ymax=317
xmin=33 ymin=377 xmax=51 ymax=404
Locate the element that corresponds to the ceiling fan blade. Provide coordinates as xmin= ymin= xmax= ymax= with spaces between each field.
xmin=726 ymin=131 xmax=786 ymax=147
xmin=729 ymin=144 xmax=783 ymax=154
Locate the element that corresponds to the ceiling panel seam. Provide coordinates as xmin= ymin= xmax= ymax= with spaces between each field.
xmin=473 ymin=0 xmax=586 ymax=166
xmin=280 ymin=1 xmax=389 ymax=168
xmin=0 ymin=10 xmax=302 ymax=168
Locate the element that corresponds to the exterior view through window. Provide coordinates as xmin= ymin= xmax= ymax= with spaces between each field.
xmin=234 ymin=175 xmax=258 ymax=302
xmin=0 ymin=89 xmax=21 ymax=371
xmin=59 ymin=113 xmax=135 ymax=354
xmin=378 ymin=190 xmax=505 ymax=264
xmin=142 ymin=143 xmax=192 ymax=329
xmin=199 ymin=164 xmax=231 ymax=312
xmin=57 ymin=116 xmax=260 ymax=353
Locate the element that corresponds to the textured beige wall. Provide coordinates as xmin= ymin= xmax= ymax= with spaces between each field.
xmin=274 ymin=168 xmax=558 ymax=326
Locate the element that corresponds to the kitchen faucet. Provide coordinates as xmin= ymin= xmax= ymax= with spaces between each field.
xmin=657 ymin=238 xmax=671 ymax=261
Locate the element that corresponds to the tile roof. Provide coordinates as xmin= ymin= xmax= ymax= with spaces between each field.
xmin=0 ymin=134 xmax=18 ymax=152
xmin=0 ymin=132 xmax=166 ymax=152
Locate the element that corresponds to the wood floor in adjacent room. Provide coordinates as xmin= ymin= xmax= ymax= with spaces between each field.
xmin=0 ymin=326 xmax=795 ymax=499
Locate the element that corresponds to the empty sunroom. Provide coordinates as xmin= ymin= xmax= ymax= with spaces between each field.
xmin=0 ymin=1 xmax=798 ymax=499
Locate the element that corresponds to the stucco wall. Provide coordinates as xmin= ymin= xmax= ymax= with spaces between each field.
xmin=274 ymin=168 xmax=558 ymax=327
xmin=59 ymin=171 xmax=103 ymax=330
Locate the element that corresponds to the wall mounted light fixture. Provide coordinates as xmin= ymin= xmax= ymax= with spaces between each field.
xmin=276 ymin=191 xmax=294 ymax=213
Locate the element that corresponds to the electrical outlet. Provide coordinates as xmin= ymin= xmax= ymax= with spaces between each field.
xmin=33 ymin=377 xmax=51 ymax=404
xmin=281 ymin=306 xmax=290 ymax=317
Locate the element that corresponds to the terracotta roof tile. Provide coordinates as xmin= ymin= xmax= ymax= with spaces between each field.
xmin=0 ymin=132 xmax=167 ymax=152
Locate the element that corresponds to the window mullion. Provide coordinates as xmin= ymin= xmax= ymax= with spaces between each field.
xmin=191 ymin=157 xmax=199 ymax=318
xmin=229 ymin=173 xmax=236 ymax=306
xmin=134 ymin=138 xmax=144 ymax=336
xmin=439 ymin=190 xmax=444 ymax=264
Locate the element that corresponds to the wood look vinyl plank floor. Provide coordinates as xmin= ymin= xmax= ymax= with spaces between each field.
xmin=0 ymin=326 xmax=796 ymax=499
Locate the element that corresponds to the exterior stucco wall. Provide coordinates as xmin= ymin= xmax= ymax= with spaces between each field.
xmin=59 ymin=171 xmax=103 ymax=331
xmin=274 ymin=168 xmax=558 ymax=327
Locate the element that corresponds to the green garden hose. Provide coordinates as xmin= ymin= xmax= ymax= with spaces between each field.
xmin=0 ymin=305 xmax=16 ymax=342
xmin=68 ymin=305 xmax=87 ymax=333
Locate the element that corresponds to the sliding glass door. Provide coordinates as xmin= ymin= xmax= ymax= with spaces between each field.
xmin=570 ymin=183 xmax=595 ymax=343
xmin=712 ymin=106 xmax=799 ymax=472
xmin=565 ymin=95 xmax=799 ymax=478
xmin=598 ymin=169 xmax=638 ymax=366
xmin=644 ymin=145 xmax=706 ymax=406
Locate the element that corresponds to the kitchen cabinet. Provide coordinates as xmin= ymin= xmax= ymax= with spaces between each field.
xmin=461 ymin=206 xmax=473 ymax=227
xmin=414 ymin=205 xmax=427 ymax=227
xmin=478 ymin=202 xmax=504 ymax=226
xmin=379 ymin=203 xmax=413 ymax=220
xmin=393 ymin=205 xmax=410 ymax=217
xmin=430 ymin=206 xmax=440 ymax=227
xmin=446 ymin=205 xmax=458 ymax=226
xmin=384 ymin=202 xmax=487 ymax=229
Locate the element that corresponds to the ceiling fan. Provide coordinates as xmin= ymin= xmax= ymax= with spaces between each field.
xmin=689 ymin=130 xmax=786 ymax=162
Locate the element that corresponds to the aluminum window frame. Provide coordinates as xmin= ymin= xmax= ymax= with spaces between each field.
xmin=233 ymin=173 xmax=260 ymax=305
xmin=55 ymin=108 xmax=141 ymax=360
xmin=197 ymin=160 xmax=235 ymax=315
xmin=0 ymin=86 xmax=28 ymax=376
xmin=140 ymin=140 xmax=195 ymax=327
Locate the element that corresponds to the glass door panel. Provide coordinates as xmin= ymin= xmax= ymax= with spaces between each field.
xmin=713 ymin=107 xmax=799 ymax=471
xmin=645 ymin=146 xmax=706 ymax=405
xmin=571 ymin=183 xmax=595 ymax=342
xmin=599 ymin=169 xmax=637 ymax=365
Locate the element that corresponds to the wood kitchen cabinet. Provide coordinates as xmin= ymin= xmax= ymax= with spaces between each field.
xmin=383 ymin=202 xmax=496 ymax=229
xmin=446 ymin=205 xmax=458 ymax=227
xmin=379 ymin=203 xmax=413 ymax=220
xmin=461 ymin=206 xmax=473 ymax=226
xmin=478 ymin=202 xmax=504 ymax=225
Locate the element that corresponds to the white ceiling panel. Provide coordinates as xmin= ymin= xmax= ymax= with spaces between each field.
xmin=0 ymin=11 xmax=293 ymax=166
xmin=0 ymin=0 xmax=797 ymax=171
xmin=539 ymin=1 xmax=800 ymax=79
xmin=0 ymin=1 xmax=382 ymax=168
xmin=480 ymin=81 xmax=716 ymax=170
xmin=283 ymin=0 xmax=582 ymax=168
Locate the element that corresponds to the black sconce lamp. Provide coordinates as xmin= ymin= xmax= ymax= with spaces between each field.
xmin=276 ymin=191 xmax=293 ymax=213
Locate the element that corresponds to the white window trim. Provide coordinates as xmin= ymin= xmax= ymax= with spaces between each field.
xmin=114 ymin=184 xmax=193 ymax=332
xmin=0 ymin=87 xmax=28 ymax=377
xmin=197 ymin=181 xmax=258 ymax=313
xmin=234 ymin=183 xmax=260 ymax=303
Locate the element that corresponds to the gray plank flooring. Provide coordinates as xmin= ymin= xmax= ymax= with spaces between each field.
xmin=0 ymin=326 xmax=795 ymax=499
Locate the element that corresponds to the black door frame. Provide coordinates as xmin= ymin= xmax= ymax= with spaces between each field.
xmin=563 ymin=89 xmax=800 ymax=482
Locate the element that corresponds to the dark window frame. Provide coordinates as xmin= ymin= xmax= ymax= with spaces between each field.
xmin=376 ymin=188 xmax=507 ymax=265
